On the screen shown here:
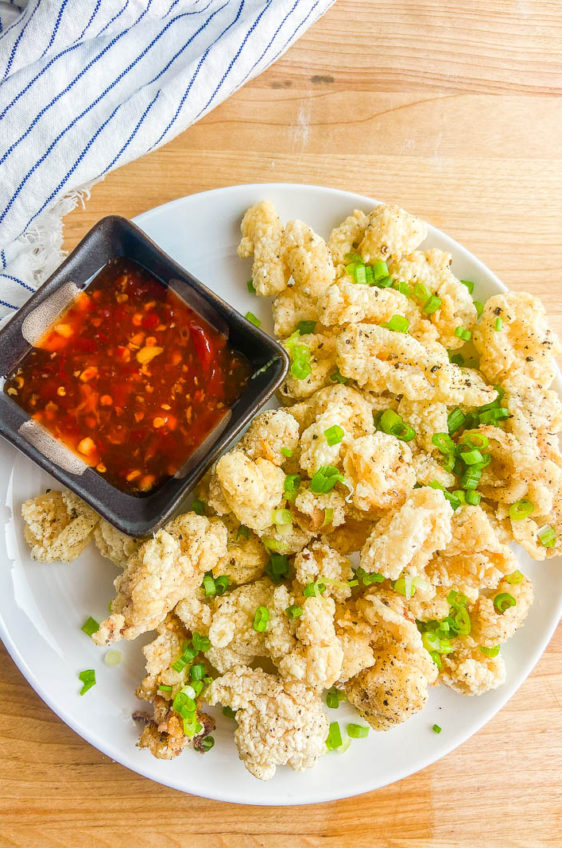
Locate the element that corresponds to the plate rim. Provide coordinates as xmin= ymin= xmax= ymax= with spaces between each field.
xmin=1 ymin=182 xmax=561 ymax=805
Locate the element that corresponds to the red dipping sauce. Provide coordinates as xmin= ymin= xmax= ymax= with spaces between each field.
xmin=4 ymin=258 xmax=251 ymax=494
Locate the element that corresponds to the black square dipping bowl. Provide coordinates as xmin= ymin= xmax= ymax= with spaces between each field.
xmin=0 ymin=216 xmax=289 ymax=536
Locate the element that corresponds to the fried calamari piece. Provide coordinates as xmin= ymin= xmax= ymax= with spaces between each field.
xmin=279 ymin=332 xmax=337 ymax=401
xmin=283 ymin=219 xmax=335 ymax=299
xmin=22 ymin=489 xmax=98 ymax=562
xmin=328 ymin=208 xmax=369 ymax=266
xmin=94 ymin=516 xmax=227 ymax=645
xmin=205 ymin=666 xmax=329 ymax=780
xmin=215 ymin=514 xmax=268 ymax=587
xmin=210 ymin=450 xmax=285 ymax=532
xmin=317 ymin=278 xmax=410 ymax=327
xmin=411 ymin=448 xmax=456 ymax=489
xmin=271 ymin=286 xmax=319 ymax=339
xmin=293 ymin=541 xmax=353 ymax=601
xmin=503 ymin=374 xmax=562 ymax=449
xmin=397 ymin=398 xmax=449 ymax=454
xmin=240 ymin=409 xmax=300 ymax=466
xmin=288 ymin=383 xmax=374 ymax=433
xmin=137 ymin=613 xmax=190 ymax=701
xmin=238 ymin=200 xmax=288 ymax=296
xmin=503 ymin=488 xmax=562 ymax=561
xmin=324 ymin=514 xmax=374 ymax=555
xmin=360 ymin=486 xmax=453 ymax=580
xmin=298 ymin=407 xmax=356 ymax=476
xmin=135 ymin=695 xmax=214 ymax=760
xmin=205 ymin=579 xmax=273 ymax=673
xmin=358 ymin=204 xmax=427 ymax=263
xmin=342 ymin=432 xmax=416 ymax=512
xmin=439 ymin=638 xmax=506 ymax=696
xmin=473 ymin=292 xmax=561 ymax=387
xmin=470 ymin=574 xmax=534 ymax=647
xmin=293 ymin=485 xmax=347 ymax=534
xmin=94 ymin=519 xmax=141 ymax=567
xmin=275 ymin=595 xmax=343 ymax=690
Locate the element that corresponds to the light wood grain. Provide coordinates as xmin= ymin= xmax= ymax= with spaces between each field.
xmin=2 ymin=1 xmax=562 ymax=845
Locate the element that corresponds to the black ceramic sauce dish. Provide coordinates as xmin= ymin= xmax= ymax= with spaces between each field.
xmin=0 ymin=216 xmax=289 ymax=536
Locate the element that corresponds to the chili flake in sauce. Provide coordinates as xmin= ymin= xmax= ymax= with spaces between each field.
xmin=4 ymin=258 xmax=252 ymax=494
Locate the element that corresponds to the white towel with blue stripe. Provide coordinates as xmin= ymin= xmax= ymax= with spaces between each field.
xmin=0 ymin=0 xmax=333 ymax=319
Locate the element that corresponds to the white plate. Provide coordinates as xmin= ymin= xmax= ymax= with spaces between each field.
xmin=1 ymin=183 xmax=561 ymax=806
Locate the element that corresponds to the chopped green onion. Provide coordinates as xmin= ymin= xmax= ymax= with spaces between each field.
xmin=190 ymin=664 xmax=206 ymax=680
xmin=200 ymin=735 xmax=215 ymax=752
xmin=460 ymin=279 xmax=475 ymax=294
xmin=428 ymin=481 xmax=462 ymax=510
xmin=347 ymin=723 xmax=369 ymax=738
xmin=310 ymin=465 xmax=345 ymax=494
xmin=272 ymin=508 xmax=292 ymax=526
xmin=265 ymin=553 xmax=291 ymax=583
xmin=202 ymin=572 xmax=216 ymax=596
xmin=395 ymin=281 xmax=411 ymax=297
xmin=449 ymin=353 xmax=464 ymax=367
xmin=330 ymin=367 xmax=348 ymax=384
xmin=509 ymin=499 xmax=534 ymax=521
xmin=460 ymin=465 xmax=482 ymax=490
xmin=325 ymin=721 xmax=343 ymax=751
xmin=453 ymin=605 xmax=471 ymax=636
xmin=355 ymin=264 xmax=367 ymax=284
xmin=480 ymin=645 xmax=500 ymax=658
xmin=454 ymin=326 xmax=472 ymax=342
xmin=290 ymin=348 xmax=312 ymax=381
xmin=372 ymin=260 xmax=389 ymax=281
xmin=459 ymin=448 xmax=484 ymax=466
xmin=378 ymin=409 xmax=416 ymax=442
xmin=382 ymin=314 xmax=410 ymax=333
xmin=280 ymin=447 xmax=293 ymax=458
xmin=494 ymin=317 xmax=503 ymax=331
xmin=459 ymin=432 xmax=489 ymax=450
xmin=432 ymin=724 xmax=442 ymax=734
xmin=297 ymin=320 xmax=316 ymax=335
xmin=214 ymin=575 xmax=230 ymax=595
xmin=172 ymin=643 xmax=197 ymax=672
xmin=223 ymin=706 xmax=237 ymax=719
xmin=172 ymin=690 xmax=197 ymax=717
xmin=505 ymin=571 xmax=525 ymax=587
xmin=245 ymin=311 xmax=261 ymax=328
xmin=78 ymin=669 xmax=96 ymax=696
xmin=430 ymin=651 xmax=442 ymax=669
xmin=253 ymin=606 xmax=270 ymax=632
xmin=326 ymin=688 xmax=341 ymax=709
xmin=284 ymin=473 xmax=301 ymax=501
xmin=286 ymin=605 xmax=303 ymax=619
xmin=465 ymin=490 xmax=481 ymax=505
xmin=191 ymin=679 xmax=205 ymax=696
xmin=263 ymin=537 xmax=288 ymax=554
xmin=192 ymin=632 xmax=211 ymax=652
xmin=247 ymin=279 xmax=256 ymax=294
xmin=478 ymin=408 xmax=509 ymax=424
xmin=182 ymin=715 xmax=203 ymax=738
xmin=364 ymin=265 xmax=374 ymax=285
xmin=474 ymin=300 xmax=484 ymax=318
xmin=432 ymin=432 xmax=456 ymax=454
xmin=321 ymin=507 xmax=334 ymax=528
xmin=191 ymin=498 xmax=205 ymax=516
xmin=494 ymin=592 xmax=516 ymax=614
xmin=447 ymin=407 xmax=466 ymax=434
xmin=324 ymin=424 xmax=345 ymax=445
xmin=157 ymin=684 xmax=172 ymax=692
xmin=538 ymin=524 xmax=557 ymax=547
xmin=237 ymin=524 xmax=250 ymax=540
xmin=81 ymin=616 xmax=99 ymax=637
xmin=422 ymin=630 xmax=453 ymax=655
xmin=413 ymin=282 xmax=431 ymax=303
xmin=303 ymin=580 xmax=327 ymax=597
xmin=354 ymin=566 xmax=385 ymax=586
xmin=104 ymin=650 xmax=122 ymax=666
xmin=423 ymin=295 xmax=442 ymax=315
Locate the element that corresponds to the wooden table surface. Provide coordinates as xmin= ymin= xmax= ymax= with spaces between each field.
xmin=2 ymin=2 xmax=562 ymax=845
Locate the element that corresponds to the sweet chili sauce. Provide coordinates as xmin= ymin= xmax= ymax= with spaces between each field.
xmin=4 ymin=258 xmax=252 ymax=494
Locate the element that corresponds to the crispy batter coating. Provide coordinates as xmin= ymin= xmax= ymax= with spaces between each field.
xmin=240 ymin=409 xmax=300 ymax=466
xmin=473 ymin=292 xmax=561 ymax=387
xmin=272 ymin=287 xmax=318 ymax=338
xmin=94 ymin=519 xmax=141 ymax=567
xmin=276 ymin=595 xmax=343 ymax=690
xmin=328 ymin=209 xmax=369 ymax=265
xmin=504 ymin=488 xmax=562 ymax=561
xmin=95 ymin=516 xmax=227 ymax=645
xmin=411 ymin=448 xmax=456 ymax=489
xmin=205 ymin=579 xmax=273 ymax=673
xmin=22 ymin=490 xmax=98 ymax=562
xmin=137 ymin=613 xmax=190 ymax=701
xmin=343 ymin=432 xmax=416 ymax=512
xmin=212 ymin=450 xmax=285 ymax=532
xmin=205 ymin=666 xmax=329 ymax=780
xmin=283 ymin=219 xmax=335 ymax=299
xmin=503 ymin=375 xmax=562 ymax=449
xmin=299 ymin=408 xmax=351 ymax=476
xmin=293 ymin=541 xmax=353 ymax=601
xmin=279 ymin=332 xmax=337 ymax=402
xmin=358 ymin=205 xmax=427 ymax=262
xmin=440 ymin=637 xmax=506 ymax=696
xmin=470 ymin=574 xmax=534 ymax=647
xmin=360 ymin=487 xmax=453 ymax=580
xmin=238 ymin=201 xmax=288 ymax=296
xmin=293 ymin=485 xmax=347 ymax=534
xmin=324 ymin=514 xmax=374 ymax=555
xmin=216 ymin=514 xmax=268 ymax=586
xmin=397 ymin=398 xmax=449 ymax=454
xmin=135 ymin=695 xmax=214 ymax=760
xmin=288 ymin=383 xmax=374 ymax=433
xmin=317 ymin=278 xmax=410 ymax=327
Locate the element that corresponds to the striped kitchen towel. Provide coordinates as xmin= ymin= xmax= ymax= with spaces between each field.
xmin=0 ymin=0 xmax=334 ymax=319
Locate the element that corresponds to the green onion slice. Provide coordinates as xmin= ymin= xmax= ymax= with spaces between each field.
xmin=494 ymin=592 xmax=516 ymax=614
xmin=104 ymin=650 xmax=122 ymax=666
xmin=78 ymin=669 xmax=96 ymax=696
xmin=237 ymin=524 xmax=250 ymax=540
xmin=324 ymin=424 xmax=345 ymax=445
xmin=191 ymin=498 xmax=205 ymax=515
xmin=247 ymin=279 xmax=256 ymax=294
xmin=202 ymin=572 xmax=216 ymax=596
xmin=432 ymin=723 xmax=442 ymax=734
xmin=303 ymin=580 xmax=327 ymax=597
xmin=253 ymin=606 xmax=270 ymax=632
xmin=494 ymin=316 xmax=503 ymax=331
xmin=460 ymin=279 xmax=475 ymax=294
xmin=480 ymin=645 xmax=500 ymax=658
xmin=272 ymin=508 xmax=292 ymax=526
xmin=538 ymin=524 xmax=557 ymax=547
xmin=286 ymin=605 xmax=303 ymax=619
xmin=382 ymin=314 xmax=410 ymax=333
xmin=325 ymin=721 xmax=343 ymax=751
xmin=509 ymin=500 xmax=534 ymax=521
xmin=297 ymin=320 xmax=316 ymax=335
xmin=265 ymin=553 xmax=291 ymax=583
xmin=310 ymin=465 xmax=345 ymax=494
xmin=280 ymin=447 xmax=293 ymax=458
xmin=81 ymin=617 xmax=99 ymax=637
xmin=447 ymin=407 xmax=466 ymax=434
xmin=423 ymin=295 xmax=442 ymax=315
xmin=330 ymin=367 xmax=348 ymax=384
xmin=245 ymin=311 xmax=261 ymax=328
xmin=347 ymin=723 xmax=369 ymax=739
xmin=192 ymin=632 xmax=211 ymax=652
xmin=223 ymin=706 xmax=237 ymax=719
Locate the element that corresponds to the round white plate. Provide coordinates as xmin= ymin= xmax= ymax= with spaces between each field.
xmin=1 ymin=184 xmax=561 ymax=805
